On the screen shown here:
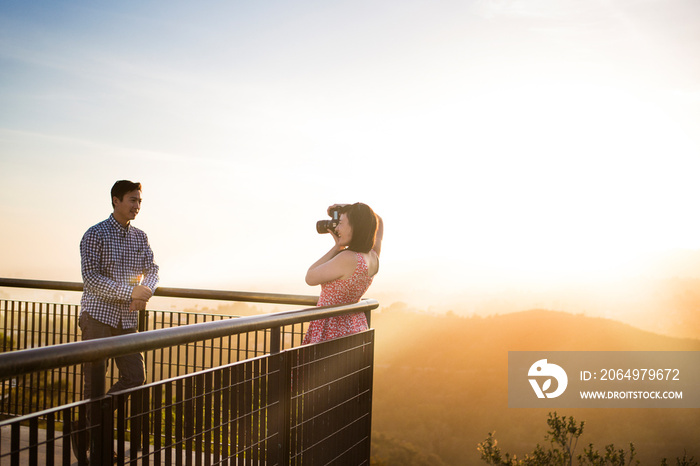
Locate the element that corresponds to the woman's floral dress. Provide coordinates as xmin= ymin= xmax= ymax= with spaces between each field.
xmin=302 ymin=252 xmax=374 ymax=344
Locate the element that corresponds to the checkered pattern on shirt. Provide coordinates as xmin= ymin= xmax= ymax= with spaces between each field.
xmin=80 ymin=214 xmax=159 ymax=329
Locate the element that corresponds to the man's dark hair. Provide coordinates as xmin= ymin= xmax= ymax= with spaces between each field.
xmin=111 ymin=180 xmax=142 ymax=207
xmin=343 ymin=203 xmax=378 ymax=253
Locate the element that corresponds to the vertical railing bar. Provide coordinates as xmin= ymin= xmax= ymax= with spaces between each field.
xmin=267 ymin=351 xmax=280 ymax=466
xmin=172 ymin=312 xmax=179 ymax=379
xmin=62 ymin=406 xmax=72 ymax=465
xmin=139 ymin=387 xmax=150 ymax=461
xmin=49 ymin=304 xmax=58 ymax=412
xmin=175 ymin=378 xmax=184 ymax=466
xmin=72 ymin=305 xmax=80 ymax=410
xmin=212 ymin=369 xmax=221 ymax=464
xmin=263 ymin=356 xmax=271 ymax=464
xmin=57 ymin=303 xmax=64 ymax=413
xmin=255 ymin=329 xmax=259 ymax=358
xmin=234 ymin=363 xmax=244 ymax=460
xmin=244 ymin=361 xmax=252 ymax=461
xmin=227 ymin=366 xmax=236 ymax=464
xmin=19 ymin=302 xmax=29 ymax=416
xmin=236 ymin=334 xmax=241 ymax=363
xmin=364 ymin=331 xmax=375 ymax=461
xmin=221 ymin=367 xmax=230 ymax=463
xmin=197 ymin=314 xmax=203 ymax=371
xmin=11 ymin=421 xmax=20 ymax=466
xmin=245 ymin=332 xmax=250 ymax=361
xmin=1 ymin=300 xmax=6 ymax=352
xmin=270 ymin=327 xmax=281 ymax=355
xmin=20 ymin=301 xmax=27 ymax=352
xmin=43 ymin=305 xmax=51 ymax=413
xmin=46 ymin=411 xmax=55 ymax=466
xmin=97 ymin=396 xmax=113 ymax=466
xmin=29 ymin=302 xmax=41 ymax=414
xmin=115 ymin=393 xmax=126 ymax=464
xmin=154 ymin=383 xmax=163 ymax=466
xmin=52 ymin=302 xmax=57 ymax=347
xmin=164 ymin=380 xmax=173 ymax=466
xmin=251 ymin=358 xmax=260 ymax=465
xmin=209 ymin=317 xmax=216 ymax=368
xmin=185 ymin=313 xmax=191 ymax=377
xmin=226 ymin=326 xmax=233 ymax=369
xmin=28 ymin=416 xmax=38 ymax=466
xmin=185 ymin=376 xmax=194 ymax=466
xmin=203 ymin=371 xmax=212 ymax=466
xmin=192 ymin=315 xmax=199 ymax=373
xmin=57 ymin=303 xmax=64 ymax=347
xmin=10 ymin=300 xmax=17 ymax=352
xmin=280 ymin=349 xmax=292 ymax=466
xmin=159 ymin=317 xmax=166 ymax=382
xmin=0 ymin=302 xmax=4 ymax=408
xmin=194 ymin=372 xmax=204 ymax=466
xmin=209 ymin=332 xmax=215 ymax=373
xmin=32 ymin=302 xmax=38 ymax=348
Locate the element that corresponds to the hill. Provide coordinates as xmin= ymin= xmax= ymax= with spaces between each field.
xmin=369 ymin=305 xmax=700 ymax=465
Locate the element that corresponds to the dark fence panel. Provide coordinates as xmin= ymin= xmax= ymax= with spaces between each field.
xmin=0 ymin=300 xmax=83 ymax=419
xmin=289 ymin=331 xmax=375 ymax=465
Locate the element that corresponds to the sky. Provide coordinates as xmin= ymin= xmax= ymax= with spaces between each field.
xmin=1 ymin=0 xmax=700 ymax=313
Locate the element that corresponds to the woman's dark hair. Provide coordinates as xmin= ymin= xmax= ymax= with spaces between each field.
xmin=111 ymin=180 xmax=142 ymax=207
xmin=342 ymin=203 xmax=378 ymax=253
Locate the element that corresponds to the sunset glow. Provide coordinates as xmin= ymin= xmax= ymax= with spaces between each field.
xmin=1 ymin=0 xmax=699 ymax=315
xmin=2 ymin=3 xmax=700 ymax=463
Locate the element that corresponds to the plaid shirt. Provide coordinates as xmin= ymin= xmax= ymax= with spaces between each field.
xmin=80 ymin=214 xmax=159 ymax=329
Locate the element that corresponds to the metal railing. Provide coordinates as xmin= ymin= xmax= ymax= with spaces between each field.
xmin=0 ymin=278 xmax=328 ymax=418
xmin=0 ymin=278 xmax=378 ymax=465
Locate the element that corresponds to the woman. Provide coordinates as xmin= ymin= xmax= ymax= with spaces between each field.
xmin=302 ymin=202 xmax=383 ymax=344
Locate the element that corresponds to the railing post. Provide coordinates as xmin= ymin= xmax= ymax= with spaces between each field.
xmin=97 ymin=396 xmax=114 ymax=465
xmin=89 ymin=358 xmax=106 ymax=398
xmin=138 ymin=308 xmax=149 ymax=332
xmin=271 ymin=326 xmax=281 ymax=354
xmin=88 ymin=358 xmax=107 ymax=465
xmin=269 ymin=350 xmax=292 ymax=466
xmin=131 ymin=387 xmax=144 ymax=452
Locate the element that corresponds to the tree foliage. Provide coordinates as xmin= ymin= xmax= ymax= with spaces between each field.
xmin=477 ymin=412 xmax=697 ymax=466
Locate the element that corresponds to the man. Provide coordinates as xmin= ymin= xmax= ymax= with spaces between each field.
xmin=73 ymin=180 xmax=159 ymax=463
xmin=79 ymin=180 xmax=159 ymax=398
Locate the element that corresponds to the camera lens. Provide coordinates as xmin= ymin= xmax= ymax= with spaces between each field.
xmin=316 ymin=220 xmax=333 ymax=234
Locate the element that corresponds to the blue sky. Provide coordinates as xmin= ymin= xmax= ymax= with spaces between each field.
xmin=2 ymin=0 xmax=700 ymax=312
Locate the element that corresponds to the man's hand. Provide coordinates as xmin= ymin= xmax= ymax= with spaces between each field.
xmin=130 ymin=285 xmax=152 ymax=312
xmin=131 ymin=285 xmax=153 ymax=301
xmin=130 ymin=299 xmax=148 ymax=312
xmin=129 ymin=299 xmax=148 ymax=312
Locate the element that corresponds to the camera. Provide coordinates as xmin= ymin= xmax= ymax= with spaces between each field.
xmin=316 ymin=207 xmax=341 ymax=234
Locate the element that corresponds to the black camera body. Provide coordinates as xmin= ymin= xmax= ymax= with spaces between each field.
xmin=316 ymin=207 xmax=341 ymax=234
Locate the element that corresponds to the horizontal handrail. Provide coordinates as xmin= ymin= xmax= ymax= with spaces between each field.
xmin=0 ymin=277 xmax=319 ymax=306
xmin=0 ymin=299 xmax=379 ymax=380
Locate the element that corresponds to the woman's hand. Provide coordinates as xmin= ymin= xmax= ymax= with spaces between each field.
xmin=328 ymin=226 xmax=343 ymax=248
xmin=327 ymin=204 xmax=349 ymax=216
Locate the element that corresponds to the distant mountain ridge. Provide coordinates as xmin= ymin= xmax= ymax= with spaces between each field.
xmin=370 ymin=305 xmax=700 ymax=466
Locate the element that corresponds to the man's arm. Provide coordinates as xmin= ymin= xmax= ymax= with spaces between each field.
xmin=139 ymin=232 xmax=159 ymax=293
xmin=129 ymin=231 xmax=159 ymax=311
